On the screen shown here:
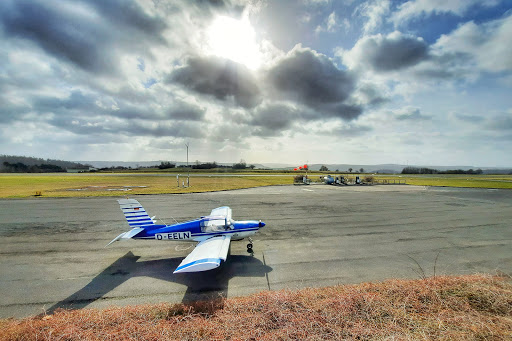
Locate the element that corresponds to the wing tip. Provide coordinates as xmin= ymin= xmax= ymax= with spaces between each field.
xmin=173 ymin=258 xmax=222 ymax=274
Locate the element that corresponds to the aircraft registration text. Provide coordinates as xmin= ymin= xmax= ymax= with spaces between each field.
xmin=155 ymin=232 xmax=191 ymax=240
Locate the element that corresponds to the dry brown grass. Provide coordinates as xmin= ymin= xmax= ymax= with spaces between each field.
xmin=1 ymin=274 xmax=511 ymax=340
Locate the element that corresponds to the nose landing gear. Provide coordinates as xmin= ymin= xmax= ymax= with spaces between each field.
xmin=247 ymin=237 xmax=254 ymax=254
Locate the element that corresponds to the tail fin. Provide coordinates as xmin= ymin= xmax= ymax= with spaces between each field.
xmin=118 ymin=199 xmax=156 ymax=228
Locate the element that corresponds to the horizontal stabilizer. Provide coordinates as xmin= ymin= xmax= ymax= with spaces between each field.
xmin=105 ymin=227 xmax=145 ymax=247
xmin=173 ymin=235 xmax=231 ymax=274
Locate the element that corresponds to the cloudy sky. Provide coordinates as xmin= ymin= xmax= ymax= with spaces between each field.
xmin=1 ymin=0 xmax=511 ymax=166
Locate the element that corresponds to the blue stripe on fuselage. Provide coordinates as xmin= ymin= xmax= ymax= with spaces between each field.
xmin=132 ymin=220 xmax=262 ymax=239
xmin=135 ymin=228 xmax=259 ymax=240
xmin=148 ymin=220 xmax=202 ymax=235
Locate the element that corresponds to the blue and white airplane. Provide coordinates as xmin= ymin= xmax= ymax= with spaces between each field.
xmin=107 ymin=199 xmax=265 ymax=274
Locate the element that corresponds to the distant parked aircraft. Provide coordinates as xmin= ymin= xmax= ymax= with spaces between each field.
xmin=324 ymin=175 xmax=335 ymax=184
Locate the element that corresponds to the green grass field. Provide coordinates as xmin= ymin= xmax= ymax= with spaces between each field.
xmin=369 ymin=174 xmax=512 ymax=189
xmin=0 ymin=174 xmax=292 ymax=198
xmin=0 ymin=172 xmax=511 ymax=198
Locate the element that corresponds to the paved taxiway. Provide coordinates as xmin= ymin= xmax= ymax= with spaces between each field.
xmin=1 ymin=185 xmax=511 ymax=318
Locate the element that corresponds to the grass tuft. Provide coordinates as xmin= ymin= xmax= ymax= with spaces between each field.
xmin=1 ymin=274 xmax=511 ymax=340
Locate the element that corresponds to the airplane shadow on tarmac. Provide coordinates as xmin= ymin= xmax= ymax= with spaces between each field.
xmin=45 ymin=251 xmax=272 ymax=315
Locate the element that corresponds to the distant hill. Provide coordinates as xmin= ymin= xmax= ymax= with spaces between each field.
xmin=283 ymin=164 xmax=407 ymax=173
xmin=0 ymin=155 xmax=90 ymax=172
xmin=80 ymin=161 xmax=511 ymax=174
xmin=304 ymin=164 xmax=511 ymax=174
xmin=6 ymin=157 xmax=509 ymax=174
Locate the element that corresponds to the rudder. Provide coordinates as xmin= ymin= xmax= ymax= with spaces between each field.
xmin=118 ymin=199 xmax=156 ymax=228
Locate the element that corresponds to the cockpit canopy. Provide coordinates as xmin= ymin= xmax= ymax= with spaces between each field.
xmin=200 ymin=215 xmax=233 ymax=232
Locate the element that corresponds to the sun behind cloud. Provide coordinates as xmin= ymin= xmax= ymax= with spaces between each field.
xmin=206 ymin=15 xmax=262 ymax=70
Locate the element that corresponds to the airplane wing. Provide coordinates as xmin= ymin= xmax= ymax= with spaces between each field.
xmin=210 ymin=206 xmax=232 ymax=220
xmin=173 ymin=235 xmax=231 ymax=274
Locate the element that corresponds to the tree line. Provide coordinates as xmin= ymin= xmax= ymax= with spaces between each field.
xmin=0 ymin=155 xmax=89 ymax=169
xmin=2 ymin=161 xmax=66 ymax=173
xmin=401 ymin=167 xmax=483 ymax=174
xmin=158 ymin=160 xmax=255 ymax=170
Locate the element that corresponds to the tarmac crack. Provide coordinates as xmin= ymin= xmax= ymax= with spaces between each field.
xmin=263 ymin=252 xmax=271 ymax=291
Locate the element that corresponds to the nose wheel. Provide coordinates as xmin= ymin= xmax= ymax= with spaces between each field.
xmin=247 ymin=237 xmax=254 ymax=254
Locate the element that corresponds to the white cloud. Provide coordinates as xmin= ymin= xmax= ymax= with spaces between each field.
xmin=355 ymin=0 xmax=391 ymax=35
xmin=392 ymin=0 xmax=500 ymax=25
xmin=433 ymin=14 xmax=512 ymax=73
xmin=338 ymin=12 xmax=512 ymax=101
xmin=315 ymin=12 xmax=346 ymax=34
xmin=0 ymin=0 xmax=510 ymax=166
xmin=302 ymin=0 xmax=331 ymax=5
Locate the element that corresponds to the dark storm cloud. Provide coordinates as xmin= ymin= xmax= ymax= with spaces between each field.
xmin=249 ymin=103 xmax=297 ymax=137
xmin=170 ymin=56 xmax=262 ymax=108
xmin=251 ymin=103 xmax=295 ymax=130
xmin=0 ymin=0 xmax=166 ymax=74
xmin=370 ymin=36 xmax=428 ymax=71
xmin=347 ymin=32 xmax=430 ymax=72
xmin=266 ymin=46 xmax=362 ymax=120
xmin=165 ymin=101 xmax=206 ymax=121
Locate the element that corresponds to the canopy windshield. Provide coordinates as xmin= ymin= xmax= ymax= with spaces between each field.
xmin=200 ymin=217 xmax=227 ymax=232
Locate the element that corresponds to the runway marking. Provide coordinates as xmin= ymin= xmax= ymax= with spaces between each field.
xmin=302 ymin=189 xmax=314 ymax=192
xmin=175 ymin=245 xmax=193 ymax=251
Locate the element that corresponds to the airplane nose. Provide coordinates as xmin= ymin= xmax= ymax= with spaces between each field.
xmin=259 ymin=220 xmax=265 ymax=228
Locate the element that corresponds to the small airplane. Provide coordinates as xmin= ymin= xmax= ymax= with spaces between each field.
xmin=107 ymin=199 xmax=265 ymax=274
xmin=323 ymin=175 xmax=335 ymax=184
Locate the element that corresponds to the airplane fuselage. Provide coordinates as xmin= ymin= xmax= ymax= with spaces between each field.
xmin=131 ymin=219 xmax=264 ymax=242
xmin=111 ymin=200 xmax=264 ymax=272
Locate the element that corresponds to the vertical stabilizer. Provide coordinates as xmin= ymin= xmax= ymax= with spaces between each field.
xmin=118 ymin=199 xmax=156 ymax=228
